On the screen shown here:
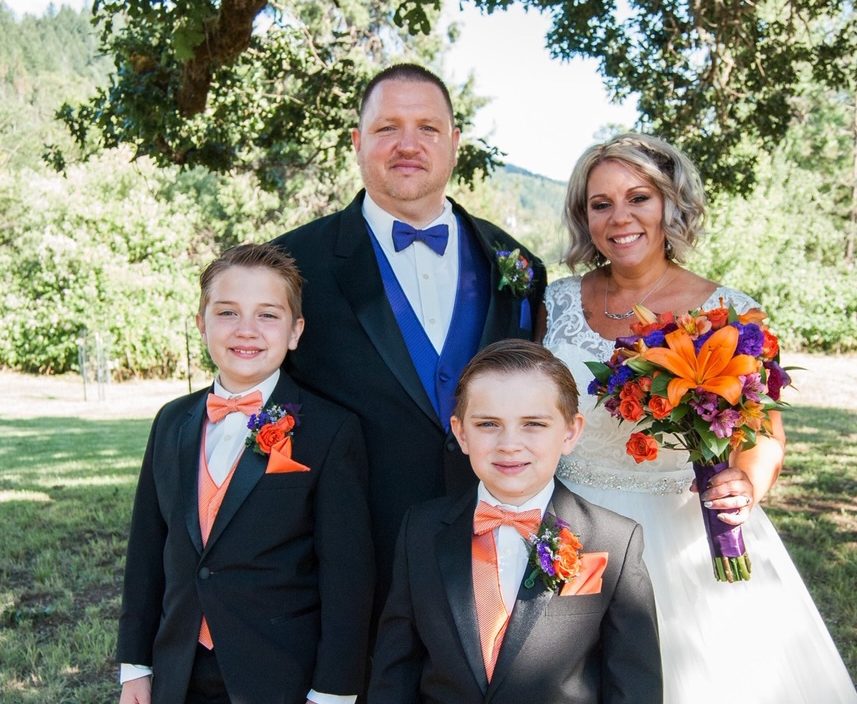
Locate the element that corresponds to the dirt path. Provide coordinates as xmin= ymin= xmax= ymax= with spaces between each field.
xmin=2 ymin=351 xmax=855 ymax=420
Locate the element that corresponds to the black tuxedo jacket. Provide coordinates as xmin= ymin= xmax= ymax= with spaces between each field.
xmin=117 ymin=372 xmax=374 ymax=703
xmin=270 ymin=191 xmax=547 ymax=604
xmin=368 ymin=483 xmax=662 ymax=704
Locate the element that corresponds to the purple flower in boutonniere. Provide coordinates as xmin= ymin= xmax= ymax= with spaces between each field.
xmin=523 ymin=514 xmax=583 ymax=592
xmin=495 ymin=247 xmax=534 ymax=298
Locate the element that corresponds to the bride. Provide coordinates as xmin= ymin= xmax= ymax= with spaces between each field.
xmin=538 ymin=132 xmax=856 ymax=703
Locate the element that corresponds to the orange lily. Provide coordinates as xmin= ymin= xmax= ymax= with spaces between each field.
xmin=642 ymin=326 xmax=759 ymax=406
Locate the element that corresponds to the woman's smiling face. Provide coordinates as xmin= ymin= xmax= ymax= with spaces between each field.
xmin=586 ymin=158 xmax=666 ymax=270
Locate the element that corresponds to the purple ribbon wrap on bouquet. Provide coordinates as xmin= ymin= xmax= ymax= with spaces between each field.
xmin=692 ymin=460 xmax=752 ymax=582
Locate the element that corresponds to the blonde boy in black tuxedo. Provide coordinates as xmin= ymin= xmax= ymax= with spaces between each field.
xmin=118 ymin=244 xmax=373 ymax=704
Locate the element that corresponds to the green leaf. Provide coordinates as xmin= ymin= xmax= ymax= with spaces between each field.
xmin=583 ymin=360 xmax=612 ymax=384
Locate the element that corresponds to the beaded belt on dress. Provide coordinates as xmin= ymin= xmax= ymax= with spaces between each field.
xmin=556 ymin=456 xmax=692 ymax=495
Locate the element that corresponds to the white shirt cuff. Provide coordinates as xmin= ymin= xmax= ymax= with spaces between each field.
xmin=120 ymin=663 xmax=153 ymax=684
xmin=307 ymin=690 xmax=357 ymax=704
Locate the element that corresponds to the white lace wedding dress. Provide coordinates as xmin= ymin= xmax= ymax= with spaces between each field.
xmin=544 ymin=276 xmax=856 ymax=703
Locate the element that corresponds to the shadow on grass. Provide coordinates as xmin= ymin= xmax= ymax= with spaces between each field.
xmin=0 ymin=416 xmax=151 ymax=702
xmin=765 ymin=405 xmax=857 ymax=680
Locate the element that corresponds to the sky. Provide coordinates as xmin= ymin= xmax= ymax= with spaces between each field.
xmin=5 ymin=0 xmax=639 ymax=181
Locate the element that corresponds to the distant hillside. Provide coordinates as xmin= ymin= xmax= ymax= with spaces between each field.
xmin=454 ymin=163 xmax=568 ymax=267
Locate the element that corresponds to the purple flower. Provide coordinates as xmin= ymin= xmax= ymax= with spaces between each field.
xmin=734 ymin=323 xmax=764 ymax=356
xmin=537 ymin=542 xmax=555 ymax=576
xmin=740 ymin=373 xmax=764 ymax=402
xmin=615 ymin=335 xmax=642 ymax=350
xmin=764 ymin=361 xmax=791 ymax=401
xmin=689 ymin=391 xmax=720 ymax=421
xmin=496 ymin=249 xmax=510 ymax=258
xmin=711 ymin=409 xmax=742 ymax=439
xmin=643 ymin=330 xmax=666 ymax=347
xmin=607 ymin=365 xmax=634 ymax=394
xmin=604 ymin=396 xmax=622 ymax=419
xmin=693 ymin=329 xmax=714 ymax=352
xmin=587 ymin=377 xmax=602 ymax=396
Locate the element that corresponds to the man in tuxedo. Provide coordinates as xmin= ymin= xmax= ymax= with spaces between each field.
xmin=271 ymin=64 xmax=546 ymax=610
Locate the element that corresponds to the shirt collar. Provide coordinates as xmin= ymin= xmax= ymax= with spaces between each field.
xmin=362 ymin=192 xmax=454 ymax=247
xmin=477 ymin=479 xmax=555 ymax=516
xmin=213 ymin=369 xmax=279 ymax=405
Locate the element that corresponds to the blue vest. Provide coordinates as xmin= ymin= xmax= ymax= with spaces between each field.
xmin=368 ymin=217 xmax=489 ymax=428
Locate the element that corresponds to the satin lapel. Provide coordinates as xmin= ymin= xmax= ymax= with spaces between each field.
xmin=487 ymin=567 xmax=553 ymax=693
xmin=435 ymin=491 xmax=488 ymax=694
xmin=450 ymin=201 xmax=519 ymax=347
xmin=202 ymin=374 xmax=300 ymax=554
xmin=331 ymin=193 xmax=439 ymax=427
xmin=488 ymin=486 xmax=580 ymax=693
xmin=179 ymin=392 xmax=208 ymax=555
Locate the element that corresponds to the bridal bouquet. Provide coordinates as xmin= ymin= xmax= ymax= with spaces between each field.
xmin=585 ymin=302 xmax=790 ymax=582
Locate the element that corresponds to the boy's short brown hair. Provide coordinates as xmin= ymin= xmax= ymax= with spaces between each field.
xmin=454 ymin=340 xmax=580 ymax=421
xmin=198 ymin=243 xmax=303 ymax=318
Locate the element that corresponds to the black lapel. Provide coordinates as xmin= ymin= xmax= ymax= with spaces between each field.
xmin=449 ymin=199 xmax=519 ymax=346
xmin=435 ymin=490 xmax=488 ymax=694
xmin=178 ymin=390 xmax=208 ymax=555
xmin=331 ymin=192 xmax=440 ymax=427
xmin=202 ymin=373 xmax=300 ymax=553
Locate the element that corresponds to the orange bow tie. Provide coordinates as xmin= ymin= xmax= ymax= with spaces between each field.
xmin=473 ymin=501 xmax=541 ymax=539
xmin=206 ymin=390 xmax=263 ymax=424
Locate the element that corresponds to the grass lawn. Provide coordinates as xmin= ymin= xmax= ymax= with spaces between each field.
xmin=0 ymin=369 xmax=855 ymax=700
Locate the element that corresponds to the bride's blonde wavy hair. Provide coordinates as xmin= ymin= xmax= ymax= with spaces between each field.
xmin=562 ymin=132 xmax=706 ymax=271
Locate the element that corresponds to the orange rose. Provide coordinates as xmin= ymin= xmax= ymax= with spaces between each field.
xmin=706 ymin=307 xmax=729 ymax=330
xmin=553 ymin=528 xmax=583 ymax=581
xmin=647 ymin=395 xmax=674 ymax=420
xmin=619 ymin=397 xmax=645 ymax=421
xmin=638 ymin=376 xmax=652 ymax=392
xmin=256 ymin=416 xmax=295 ymax=453
xmin=626 ymin=432 xmax=659 ymax=464
xmin=619 ymin=381 xmax=646 ymax=402
xmin=761 ymin=330 xmax=779 ymax=360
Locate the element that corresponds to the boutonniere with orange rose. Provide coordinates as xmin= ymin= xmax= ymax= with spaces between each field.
xmin=246 ymin=403 xmax=309 ymax=473
xmin=523 ymin=514 xmax=583 ymax=592
xmin=585 ymin=302 xmax=792 ymax=583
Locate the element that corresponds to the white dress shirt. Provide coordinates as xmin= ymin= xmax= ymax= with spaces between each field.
xmin=121 ymin=370 xmax=355 ymax=704
xmin=477 ymin=480 xmax=555 ymax=612
xmin=362 ymin=193 xmax=460 ymax=353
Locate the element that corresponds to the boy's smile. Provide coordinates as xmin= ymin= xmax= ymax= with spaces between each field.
xmin=451 ymin=370 xmax=584 ymax=506
xmin=196 ymin=265 xmax=304 ymax=393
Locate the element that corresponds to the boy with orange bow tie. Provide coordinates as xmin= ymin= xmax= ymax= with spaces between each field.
xmin=117 ymin=244 xmax=374 ymax=704
xmin=368 ymin=340 xmax=662 ymax=703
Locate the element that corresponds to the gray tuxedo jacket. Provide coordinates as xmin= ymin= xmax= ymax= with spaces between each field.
xmin=368 ymin=482 xmax=662 ymax=703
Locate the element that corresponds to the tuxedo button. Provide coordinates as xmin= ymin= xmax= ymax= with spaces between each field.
xmin=446 ymin=440 xmax=458 ymax=452
xmin=198 ymin=567 xmax=211 ymax=580
xmin=439 ymin=372 xmax=450 ymax=382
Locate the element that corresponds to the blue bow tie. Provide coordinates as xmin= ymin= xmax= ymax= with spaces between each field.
xmin=391 ymin=220 xmax=449 ymax=256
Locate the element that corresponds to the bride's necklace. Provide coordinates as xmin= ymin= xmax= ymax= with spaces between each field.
xmin=603 ymin=265 xmax=673 ymax=320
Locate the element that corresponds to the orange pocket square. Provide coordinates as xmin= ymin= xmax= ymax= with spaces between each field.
xmin=560 ymin=552 xmax=608 ymax=596
xmin=266 ymin=437 xmax=310 ymax=474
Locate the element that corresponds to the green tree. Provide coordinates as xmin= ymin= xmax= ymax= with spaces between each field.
xmin=400 ymin=0 xmax=856 ymax=199
xmin=50 ymin=0 xmax=501 ymax=194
